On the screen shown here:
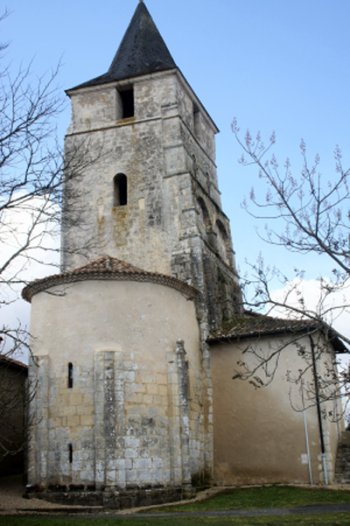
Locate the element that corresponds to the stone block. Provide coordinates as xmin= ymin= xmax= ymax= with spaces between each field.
xmin=80 ymin=415 xmax=94 ymax=426
xmin=66 ymin=415 xmax=80 ymax=427
xmin=62 ymin=406 xmax=77 ymax=417
xmin=146 ymin=384 xmax=159 ymax=395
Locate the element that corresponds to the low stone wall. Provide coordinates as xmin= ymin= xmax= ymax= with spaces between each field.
xmin=26 ymin=484 xmax=195 ymax=509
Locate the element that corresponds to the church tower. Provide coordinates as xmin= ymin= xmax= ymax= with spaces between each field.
xmin=23 ymin=4 xmax=345 ymax=500
xmin=63 ymin=1 xmax=242 ymax=329
xmin=23 ymin=2 xmax=244 ymax=506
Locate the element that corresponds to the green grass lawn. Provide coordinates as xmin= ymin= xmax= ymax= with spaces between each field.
xmin=1 ymin=514 xmax=350 ymax=526
xmin=2 ymin=486 xmax=350 ymax=526
xmin=147 ymin=485 xmax=350 ymax=512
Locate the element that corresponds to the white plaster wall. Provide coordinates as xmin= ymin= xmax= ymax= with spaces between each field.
xmin=211 ymin=332 xmax=342 ymax=485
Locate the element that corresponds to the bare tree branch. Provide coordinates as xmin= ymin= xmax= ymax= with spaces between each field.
xmin=232 ymin=119 xmax=350 ymax=417
xmin=0 ymin=22 xmax=102 ymax=464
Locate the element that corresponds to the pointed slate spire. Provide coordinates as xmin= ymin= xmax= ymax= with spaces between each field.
xmin=72 ymin=2 xmax=178 ymax=90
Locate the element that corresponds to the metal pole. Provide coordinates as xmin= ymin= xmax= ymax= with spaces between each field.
xmin=309 ymin=335 xmax=328 ymax=485
xmin=301 ymin=378 xmax=313 ymax=485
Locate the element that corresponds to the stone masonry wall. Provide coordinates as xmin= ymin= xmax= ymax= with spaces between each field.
xmin=63 ymin=70 xmax=242 ymax=329
xmin=28 ymin=279 xmax=207 ymax=489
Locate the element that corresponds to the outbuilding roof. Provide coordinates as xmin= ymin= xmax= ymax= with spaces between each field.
xmin=22 ymin=256 xmax=197 ymax=302
xmin=0 ymin=355 xmax=28 ymax=372
xmin=209 ymin=311 xmax=347 ymax=353
xmin=70 ymin=2 xmax=178 ymax=90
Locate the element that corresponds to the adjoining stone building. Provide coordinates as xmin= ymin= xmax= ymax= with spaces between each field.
xmin=0 ymin=355 xmax=28 ymax=476
xmin=23 ymin=1 xmax=345 ymax=507
xmin=210 ymin=313 xmax=345 ymax=486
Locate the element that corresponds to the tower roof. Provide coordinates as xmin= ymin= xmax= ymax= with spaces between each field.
xmin=71 ymin=2 xmax=177 ymax=90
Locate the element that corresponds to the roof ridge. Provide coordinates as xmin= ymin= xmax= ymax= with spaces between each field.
xmin=208 ymin=311 xmax=347 ymax=353
xmin=22 ymin=255 xmax=198 ymax=303
xmin=0 ymin=354 xmax=28 ymax=370
xmin=70 ymin=255 xmax=146 ymax=275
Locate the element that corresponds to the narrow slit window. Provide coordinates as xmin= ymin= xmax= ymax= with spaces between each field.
xmin=119 ymin=87 xmax=134 ymax=118
xmin=68 ymin=362 xmax=73 ymax=389
xmin=68 ymin=443 xmax=73 ymax=464
xmin=113 ymin=173 xmax=128 ymax=206
xmin=193 ymin=103 xmax=200 ymax=137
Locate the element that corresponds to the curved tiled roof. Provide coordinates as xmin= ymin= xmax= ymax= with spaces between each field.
xmin=209 ymin=311 xmax=347 ymax=353
xmin=0 ymin=354 xmax=28 ymax=372
xmin=22 ymin=256 xmax=197 ymax=302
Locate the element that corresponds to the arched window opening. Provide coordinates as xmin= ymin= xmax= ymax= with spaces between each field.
xmin=216 ymin=219 xmax=231 ymax=265
xmin=197 ymin=197 xmax=211 ymax=231
xmin=216 ymin=219 xmax=228 ymax=239
xmin=68 ymin=362 xmax=73 ymax=389
xmin=113 ymin=173 xmax=128 ymax=206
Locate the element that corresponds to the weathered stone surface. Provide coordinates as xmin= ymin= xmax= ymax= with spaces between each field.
xmin=63 ymin=68 xmax=242 ymax=329
xmin=335 ymin=431 xmax=350 ymax=483
xmin=27 ymin=279 xmax=206 ymax=493
xmin=27 ymin=485 xmax=196 ymax=508
xmin=24 ymin=3 xmax=344 ymax=500
xmin=26 ymin=2 xmax=243 ymax=506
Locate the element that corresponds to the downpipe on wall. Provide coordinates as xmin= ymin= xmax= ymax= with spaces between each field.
xmin=301 ymin=378 xmax=313 ymax=485
xmin=309 ymin=335 xmax=329 ymax=486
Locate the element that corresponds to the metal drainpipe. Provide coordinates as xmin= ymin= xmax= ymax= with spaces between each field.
xmin=309 ymin=334 xmax=329 ymax=485
xmin=301 ymin=378 xmax=313 ymax=484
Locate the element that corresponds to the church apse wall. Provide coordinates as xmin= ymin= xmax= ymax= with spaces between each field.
xmin=27 ymin=277 xmax=208 ymax=494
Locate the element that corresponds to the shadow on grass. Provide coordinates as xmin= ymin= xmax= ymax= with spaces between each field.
xmin=1 ymin=512 xmax=350 ymax=526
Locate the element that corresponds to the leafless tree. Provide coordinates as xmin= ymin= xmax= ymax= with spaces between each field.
xmin=0 ymin=20 xmax=99 ymax=465
xmin=231 ymin=118 xmax=350 ymax=416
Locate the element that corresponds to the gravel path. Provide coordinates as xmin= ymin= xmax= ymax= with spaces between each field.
xmin=0 ymin=476 xmax=89 ymax=512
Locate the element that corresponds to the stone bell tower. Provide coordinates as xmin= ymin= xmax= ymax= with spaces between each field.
xmin=62 ymin=1 xmax=242 ymax=329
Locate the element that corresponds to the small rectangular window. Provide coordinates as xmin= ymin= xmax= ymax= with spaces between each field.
xmin=68 ymin=362 xmax=73 ymax=388
xmin=113 ymin=173 xmax=128 ymax=206
xmin=68 ymin=443 xmax=73 ymax=464
xmin=193 ymin=103 xmax=200 ymax=138
xmin=118 ymin=87 xmax=134 ymax=119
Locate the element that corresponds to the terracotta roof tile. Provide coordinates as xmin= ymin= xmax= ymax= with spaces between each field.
xmin=209 ymin=311 xmax=346 ymax=353
xmin=22 ymin=256 xmax=197 ymax=302
xmin=0 ymin=354 xmax=28 ymax=371
xmin=70 ymin=256 xmax=145 ymax=275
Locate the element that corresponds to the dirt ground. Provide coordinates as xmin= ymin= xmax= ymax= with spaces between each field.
xmin=0 ymin=475 xmax=74 ymax=512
